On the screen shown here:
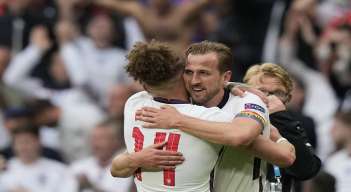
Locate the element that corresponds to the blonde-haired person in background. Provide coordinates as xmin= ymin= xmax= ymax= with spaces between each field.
xmin=239 ymin=63 xmax=321 ymax=192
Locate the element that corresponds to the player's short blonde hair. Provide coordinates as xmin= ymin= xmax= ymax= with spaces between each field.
xmin=243 ymin=63 xmax=293 ymax=102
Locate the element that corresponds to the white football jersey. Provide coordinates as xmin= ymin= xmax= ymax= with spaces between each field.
xmin=325 ymin=149 xmax=351 ymax=192
xmin=124 ymin=91 xmax=232 ymax=192
xmin=214 ymin=91 xmax=270 ymax=192
xmin=0 ymin=158 xmax=78 ymax=192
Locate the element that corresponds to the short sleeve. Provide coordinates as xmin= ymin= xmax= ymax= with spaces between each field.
xmin=235 ymin=92 xmax=270 ymax=131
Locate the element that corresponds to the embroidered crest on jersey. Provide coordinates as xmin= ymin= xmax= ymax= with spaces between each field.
xmin=244 ymin=103 xmax=265 ymax=113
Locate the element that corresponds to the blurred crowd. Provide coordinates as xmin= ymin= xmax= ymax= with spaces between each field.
xmin=0 ymin=0 xmax=349 ymax=192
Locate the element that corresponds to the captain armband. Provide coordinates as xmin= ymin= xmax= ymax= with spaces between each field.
xmin=235 ymin=110 xmax=267 ymax=131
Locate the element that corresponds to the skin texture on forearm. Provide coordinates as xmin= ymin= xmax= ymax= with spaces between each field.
xmin=175 ymin=115 xmax=262 ymax=147
xmin=248 ymin=136 xmax=296 ymax=167
xmin=110 ymin=152 xmax=139 ymax=178
xmin=110 ymin=142 xmax=184 ymax=178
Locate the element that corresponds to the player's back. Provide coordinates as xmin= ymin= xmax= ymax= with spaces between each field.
xmin=124 ymin=91 xmax=232 ymax=192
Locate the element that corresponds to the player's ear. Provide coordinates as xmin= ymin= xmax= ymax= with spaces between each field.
xmin=142 ymin=83 xmax=149 ymax=92
xmin=223 ymin=70 xmax=232 ymax=83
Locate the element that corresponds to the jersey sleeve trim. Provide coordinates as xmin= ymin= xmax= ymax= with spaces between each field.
xmin=235 ymin=110 xmax=267 ymax=131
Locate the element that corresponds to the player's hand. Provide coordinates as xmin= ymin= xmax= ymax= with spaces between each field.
xmin=135 ymin=105 xmax=183 ymax=128
xmin=267 ymin=95 xmax=286 ymax=114
xmin=131 ymin=141 xmax=185 ymax=170
xmin=270 ymin=125 xmax=282 ymax=142
xmin=229 ymin=85 xmax=268 ymax=104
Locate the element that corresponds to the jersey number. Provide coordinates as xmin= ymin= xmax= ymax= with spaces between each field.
xmin=132 ymin=127 xmax=181 ymax=186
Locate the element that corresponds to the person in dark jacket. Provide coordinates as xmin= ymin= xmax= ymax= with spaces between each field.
xmin=242 ymin=63 xmax=321 ymax=192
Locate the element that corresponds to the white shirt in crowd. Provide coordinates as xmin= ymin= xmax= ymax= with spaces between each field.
xmin=0 ymin=158 xmax=78 ymax=192
xmin=325 ymin=149 xmax=351 ymax=192
xmin=124 ymin=91 xmax=233 ymax=192
xmin=70 ymin=155 xmax=134 ymax=192
xmin=279 ymin=40 xmax=338 ymax=160
xmin=57 ymin=91 xmax=106 ymax=162
xmin=2 ymin=44 xmax=107 ymax=155
xmin=61 ymin=38 xmax=132 ymax=106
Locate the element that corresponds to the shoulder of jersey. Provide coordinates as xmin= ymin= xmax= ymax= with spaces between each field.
xmin=243 ymin=92 xmax=263 ymax=101
xmin=126 ymin=91 xmax=151 ymax=103
xmin=227 ymin=91 xmax=261 ymax=101
xmin=227 ymin=92 xmax=264 ymax=105
xmin=192 ymin=105 xmax=224 ymax=117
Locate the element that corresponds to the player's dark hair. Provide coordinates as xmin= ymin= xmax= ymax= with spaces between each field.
xmin=126 ymin=40 xmax=184 ymax=87
xmin=185 ymin=41 xmax=232 ymax=73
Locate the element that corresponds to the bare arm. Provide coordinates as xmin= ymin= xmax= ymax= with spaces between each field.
xmin=111 ymin=151 xmax=139 ymax=178
xmin=177 ymin=115 xmax=262 ymax=147
xmin=176 ymin=0 xmax=209 ymax=21
xmin=111 ymin=142 xmax=184 ymax=177
xmin=248 ymin=135 xmax=296 ymax=168
xmin=225 ymin=82 xmax=268 ymax=104
xmin=137 ymin=106 xmax=295 ymax=167
xmin=138 ymin=106 xmax=263 ymax=147
xmin=3 ymin=27 xmax=53 ymax=98
xmin=93 ymin=0 xmax=144 ymax=19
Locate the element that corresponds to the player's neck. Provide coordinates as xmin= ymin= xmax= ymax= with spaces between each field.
xmin=155 ymin=88 xmax=188 ymax=101
xmin=204 ymin=89 xmax=226 ymax=108
xmin=149 ymin=82 xmax=188 ymax=102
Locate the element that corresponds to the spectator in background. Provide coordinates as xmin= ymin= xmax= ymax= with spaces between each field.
xmin=0 ymin=46 xmax=20 ymax=149
xmin=324 ymin=111 xmax=351 ymax=192
xmin=4 ymin=24 xmax=108 ymax=160
xmin=308 ymin=171 xmax=336 ymax=192
xmin=209 ymin=0 xmax=318 ymax=82
xmin=107 ymin=84 xmax=134 ymax=121
xmin=0 ymin=107 xmax=63 ymax=163
xmin=241 ymin=63 xmax=321 ymax=192
xmin=0 ymin=124 xmax=78 ymax=192
xmin=70 ymin=119 xmax=134 ymax=192
xmin=287 ymin=76 xmax=317 ymax=149
xmin=3 ymin=25 xmax=71 ymax=100
xmin=0 ymin=46 xmax=10 ymax=81
xmin=94 ymin=0 xmax=210 ymax=54
xmin=0 ymin=0 xmax=57 ymax=53
xmin=59 ymin=14 xmax=135 ymax=107
xmin=0 ymin=44 xmax=24 ymax=114
xmin=57 ymin=0 xmax=144 ymax=50
xmin=28 ymin=98 xmax=105 ymax=162
xmin=340 ymin=90 xmax=351 ymax=112
xmin=317 ymin=0 xmax=351 ymax=27
xmin=315 ymin=11 xmax=351 ymax=99
xmin=278 ymin=10 xmax=339 ymax=160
